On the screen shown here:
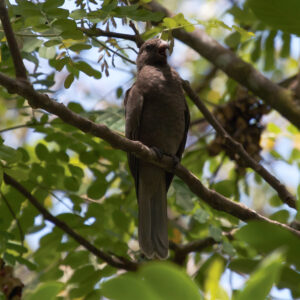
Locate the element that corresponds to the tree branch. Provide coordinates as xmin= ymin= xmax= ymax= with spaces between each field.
xmin=147 ymin=1 xmax=300 ymax=129
xmin=0 ymin=72 xmax=299 ymax=237
xmin=80 ymin=27 xmax=137 ymax=43
xmin=0 ymin=0 xmax=27 ymax=79
xmin=170 ymin=237 xmax=216 ymax=265
xmin=80 ymin=17 xmax=296 ymax=209
xmin=0 ymin=0 xmax=299 ymax=256
xmin=3 ymin=173 xmax=138 ymax=271
xmin=182 ymin=80 xmax=297 ymax=209
xmin=170 ymin=231 xmax=234 ymax=265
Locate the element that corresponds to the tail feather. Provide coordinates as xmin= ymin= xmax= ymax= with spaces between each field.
xmin=138 ymin=161 xmax=168 ymax=259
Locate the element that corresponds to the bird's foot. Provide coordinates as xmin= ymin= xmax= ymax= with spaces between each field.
xmin=151 ymin=146 xmax=164 ymax=160
xmin=168 ymin=154 xmax=179 ymax=172
xmin=151 ymin=147 xmax=179 ymax=171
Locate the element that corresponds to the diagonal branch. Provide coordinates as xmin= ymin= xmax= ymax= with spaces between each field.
xmin=80 ymin=27 xmax=137 ymax=43
xmin=0 ymin=0 xmax=299 ymax=250
xmin=3 ymin=173 xmax=138 ymax=271
xmin=170 ymin=237 xmax=216 ymax=265
xmin=170 ymin=231 xmax=234 ymax=265
xmin=147 ymin=1 xmax=300 ymax=129
xmin=0 ymin=0 xmax=27 ymax=79
xmin=0 ymin=71 xmax=299 ymax=238
xmin=182 ymin=80 xmax=297 ymax=209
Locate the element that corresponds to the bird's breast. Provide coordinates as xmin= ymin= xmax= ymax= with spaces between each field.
xmin=137 ymin=67 xmax=186 ymax=154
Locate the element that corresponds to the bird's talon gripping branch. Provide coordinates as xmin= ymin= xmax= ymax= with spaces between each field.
xmin=151 ymin=146 xmax=164 ymax=160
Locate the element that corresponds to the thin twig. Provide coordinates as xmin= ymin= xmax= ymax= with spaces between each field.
xmin=170 ymin=237 xmax=216 ymax=265
xmin=0 ymin=0 xmax=27 ymax=79
xmin=80 ymin=27 xmax=137 ymax=43
xmin=0 ymin=0 xmax=299 ymax=256
xmin=91 ymin=37 xmax=135 ymax=65
xmin=181 ymin=79 xmax=297 ymax=209
xmin=129 ymin=20 xmax=144 ymax=48
xmin=148 ymin=1 xmax=300 ymax=129
xmin=0 ymin=72 xmax=299 ymax=238
xmin=0 ymin=191 xmax=24 ymax=244
xmin=3 ymin=173 xmax=138 ymax=271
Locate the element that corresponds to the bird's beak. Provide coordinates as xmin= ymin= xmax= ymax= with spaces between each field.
xmin=158 ymin=41 xmax=170 ymax=56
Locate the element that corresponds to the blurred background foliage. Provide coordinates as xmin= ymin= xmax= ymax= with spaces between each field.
xmin=0 ymin=0 xmax=300 ymax=299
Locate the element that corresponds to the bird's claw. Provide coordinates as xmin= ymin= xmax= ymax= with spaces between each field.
xmin=151 ymin=147 xmax=179 ymax=171
xmin=151 ymin=146 xmax=164 ymax=160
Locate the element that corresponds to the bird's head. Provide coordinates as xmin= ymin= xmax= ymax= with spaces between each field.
xmin=136 ymin=39 xmax=170 ymax=70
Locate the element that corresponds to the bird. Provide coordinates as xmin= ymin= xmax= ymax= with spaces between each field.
xmin=124 ymin=38 xmax=190 ymax=259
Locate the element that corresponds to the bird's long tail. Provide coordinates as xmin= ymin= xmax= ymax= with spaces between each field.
xmin=138 ymin=161 xmax=168 ymax=259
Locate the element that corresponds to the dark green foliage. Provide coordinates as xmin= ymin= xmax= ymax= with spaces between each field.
xmin=0 ymin=0 xmax=299 ymax=299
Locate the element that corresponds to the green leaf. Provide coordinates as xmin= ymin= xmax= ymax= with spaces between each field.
xmin=102 ymin=262 xmax=202 ymax=300
xmin=112 ymin=5 xmax=164 ymax=22
xmin=225 ymin=32 xmax=241 ymax=48
xmin=26 ymin=282 xmax=64 ymax=300
xmin=0 ymin=144 xmax=22 ymax=163
xmin=116 ymin=87 xmax=123 ymax=98
xmin=250 ymin=35 xmax=262 ymax=62
xmin=6 ymin=242 xmax=28 ymax=254
xmin=39 ymin=46 xmax=56 ymax=59
xmin=213 ymin=180 xmax=235 ymax=198
xmin=269 ymin=210 xmax=290 ymax=223
xmin=172 ymin=178 xmax=194 ymax=211
xmin=35 ymin=143 xmax=50 ymax=161
xmin=0 ymin=166 xmax=3 ymax=187
xmin=52 ymin=19 xmax=77 ymax=32
xmin=102 ymin=273 xmax=157 ymax=300
xmin=235 ymin=250 xmax=284 ymax=300
xmin=50 ymin=57 xmax=69 ymax=71
xmin=163 ymin=13 xmax=194 ymax=32
xmin=22 ymin=37 xmax=43 ymax=53
xmin=44 ymin=39 xmax=62 ymax=47
xmin=79 ymin=151 xmax=98 ymax=164
xmin=46 ymin=8 xmax=69 ymax=18
xmin=75 ymin=61 xmax=101 ymax=79
xmin=267 ymin=122 xmax=281 ymax=134
xmin=68 ymin=164 xmax=84 ymax=178
xmin=70 ymin=9 xmax=87 ymax=19
xmin=141 ymin=263 xmax=202 ymax=300
xmin=64 ymin=73 xmax=74 ymax=89
xmin=194 ymin=209 xmax=210 ymax=224
xmin=64 ymin=176 xmax=79 ymax=192
xmin=5 ymin=166 xmax=29 ymax=181
xmin=61 ymin=30 xmax=84 ymax=40
xmin=87 ymin=179 xmax=107 ymax=200
xmin=204 ymin=258 xmax=228 ymax=300
xmin=209 ymin=225 xmax=222 ymax=242
xmin=236 ymin=221 xmax=300 ymax=268
xmin=42 ymin=0 xmax=64 ymax=10
xmin=248 ymin=0 xmax=300 ymax=35
xmin=67 ymin=102 xmax=84 ymax=113
xmin=15 ymin=256 xmax=37 ymax=270
xmin=69 ymin=44 xmax=92 ymax=52
xmin=280 ymin=33 xmax=291 ymax=58
xmin=264 ymin=30 xmax=276 ymax=71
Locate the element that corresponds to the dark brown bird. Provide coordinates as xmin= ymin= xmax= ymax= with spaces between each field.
xmin=124 ymin=39 xmax=190 ymax=259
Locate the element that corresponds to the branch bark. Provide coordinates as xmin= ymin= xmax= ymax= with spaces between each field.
xmin=182 ymin=80 xmax=297 ymax=209
xmin=170 ymin=237 xmax=216 ymax=265
xmin=0 ymin=0 xmax=27 ymax=79
xmin=0 ymin=72 xmax=299 ymax=237
xmin=3 ymin=173 xmax=138 ymax=271
xmin=1 ymin=0 xmax=300 ymax=261
xmin=148 ymin=1 xmax=300 ymax=129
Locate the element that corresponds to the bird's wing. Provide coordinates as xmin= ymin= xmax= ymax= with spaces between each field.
xmin=124 ymin=84 xmax=144 ymax=195
xmin=165 ymin=99 xmax=190 ymax=191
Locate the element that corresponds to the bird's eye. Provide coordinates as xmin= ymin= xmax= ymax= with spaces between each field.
xmin=145 ymin=44 xmax=153 ymax=51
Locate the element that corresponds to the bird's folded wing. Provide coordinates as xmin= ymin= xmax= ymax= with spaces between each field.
xmin=124 ymin=84 xmax=144 ymax=194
